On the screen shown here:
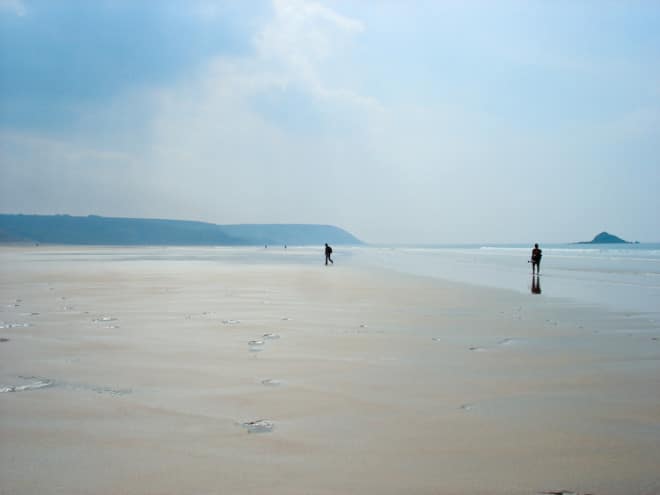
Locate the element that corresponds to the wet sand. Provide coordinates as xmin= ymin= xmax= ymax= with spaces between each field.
xmin=1 ymin=246 xmax=659 ymax=495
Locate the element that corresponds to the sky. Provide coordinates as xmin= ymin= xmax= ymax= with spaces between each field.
xmin=0 ymin=0 xmax=658 ymax=244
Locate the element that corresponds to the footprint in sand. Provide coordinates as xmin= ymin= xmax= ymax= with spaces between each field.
xmin=0 ymin=322 xmax=31 ymax=329
xmin=92 ymin=316 xmax=117 ymax=323
xmin=261 ymin=379 xmax=282 ymax=386
xmin=0 ymin=377 xmax=53 ymax=393
xmin=468 ymin=346 xmax=487 ymax=352
xmin=248 ymin=340 xmax=265 ymax=352
xmin=241 ymin=419 xmax=274 ymax=433
xmin=469 ymin=338 xmax=521 ymax=352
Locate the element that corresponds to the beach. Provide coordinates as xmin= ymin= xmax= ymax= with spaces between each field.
xmin=1 ymin=246 xmax=659 ymax=495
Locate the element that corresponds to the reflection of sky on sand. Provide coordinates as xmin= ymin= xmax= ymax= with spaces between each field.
xmin=351 ymin=245 xmax=660 ymax=316
xmin=17 ymin=244 xmax=660 ymax=316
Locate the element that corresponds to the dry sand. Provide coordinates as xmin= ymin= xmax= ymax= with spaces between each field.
xmin=1 ymin=246 xmax=659 ymax=495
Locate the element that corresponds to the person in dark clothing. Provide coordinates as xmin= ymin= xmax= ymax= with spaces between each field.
xmin=531 ymin=243 xmax=542 ymax=274
xmin=324 ymin=243 xmax=333 ymax=265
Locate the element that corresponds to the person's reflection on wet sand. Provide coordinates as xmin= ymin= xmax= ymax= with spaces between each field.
xmin=531 ymin=274 xmax=541 ymax=295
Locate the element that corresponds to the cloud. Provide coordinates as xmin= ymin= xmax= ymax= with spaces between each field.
xmin=0 ymin=0 xmax=376 ymax=226
xmin=254 ymin=0 xmax=367 ymax=100
xmin=1 ymin=0 xmax=658 ymax=243
xmin=0 ymin=0 xmax=26 ymax=16
xmin=258 ymin=0 xmax=364 ymax=61
xmin=0 ymin=0 xmax=584 ymax=240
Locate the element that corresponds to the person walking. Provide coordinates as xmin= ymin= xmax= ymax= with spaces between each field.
xmin=324 ymin=243 xmax=334 ymax=265
xmin=531 ymin=243 xmax=542 ymax=274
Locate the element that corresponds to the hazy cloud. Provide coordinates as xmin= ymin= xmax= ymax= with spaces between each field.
xmin=0 ymin=0 xmax=26 ymax=16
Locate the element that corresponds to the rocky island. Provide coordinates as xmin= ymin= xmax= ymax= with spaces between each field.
xmin=576 ymin=231 xmax=637 ymax=244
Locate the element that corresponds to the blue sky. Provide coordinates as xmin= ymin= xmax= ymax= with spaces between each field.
xmin=1 ymin=0 xmax=658 ymax=243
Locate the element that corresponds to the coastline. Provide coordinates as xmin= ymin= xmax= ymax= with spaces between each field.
xmin=1 ymin=246 xmax=659 ymax=494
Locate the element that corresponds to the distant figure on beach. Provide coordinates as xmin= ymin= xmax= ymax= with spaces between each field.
xmin=531 ymin=243 xmax=542 ymax=274
xmin=531 ymin=274 xmax=541 ymax=294
xmin=324 ymin=243 xmax=334 ymax=265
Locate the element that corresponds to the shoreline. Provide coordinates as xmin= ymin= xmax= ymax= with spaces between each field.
xmin=1 ymin=246 xmax=659 ymax=494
